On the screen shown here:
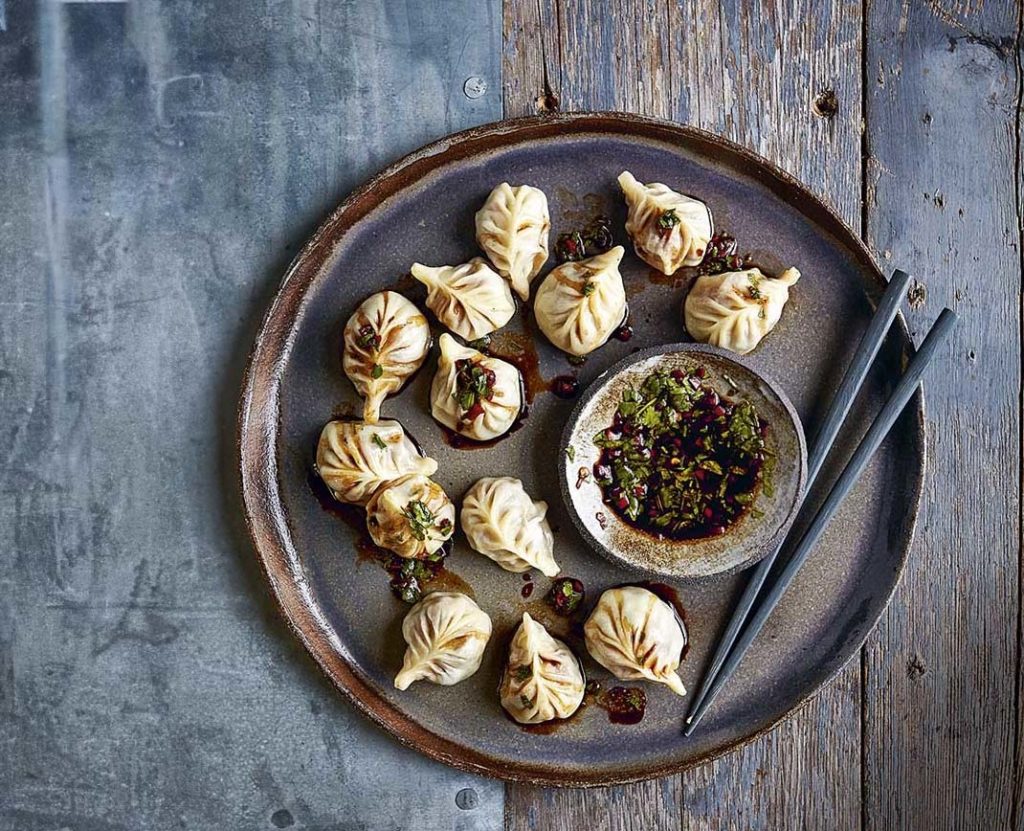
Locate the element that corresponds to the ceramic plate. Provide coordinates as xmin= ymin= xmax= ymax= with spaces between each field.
xmin=238 ymin=113 xmax=924 ymax=786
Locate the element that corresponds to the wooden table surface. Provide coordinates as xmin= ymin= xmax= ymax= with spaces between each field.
xmin=0 ymin=1 xmax=1018 ymax=829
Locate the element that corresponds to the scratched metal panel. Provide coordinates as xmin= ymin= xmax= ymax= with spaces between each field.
xmin=0 ymin=1 xmax=503 ymax=829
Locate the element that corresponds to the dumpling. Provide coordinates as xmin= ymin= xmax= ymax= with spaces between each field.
xmin=461 ymin=477 xmax=559 ymax=577
xmin=684 ymin=266 xmax=800 ymax=355
xmin=394 ymin=592 xmax=492 ymax=690
xmin=411 ymin=258 xmax=516 ymax=340
xmin=618 ymin=170 xmax=713 ymax=274
xmin=475 ymin=183 xmax=550 ymax=301
xmin=534 ymin=246 xmax=627 ymax=356
xmin=365 ymin=473 xmax=455 ymax=559
xmin=342 ymin=291 xmax=431 ymax=422
xmin=315 ymin=419 xmax=437 ymax=506
xmin=430 ymin=334 xmax=523 ymax=441
xmin=583 ymin=586 xmax=687 ymax=696
xmin=499 ymin=613 xmax=585 ymax=724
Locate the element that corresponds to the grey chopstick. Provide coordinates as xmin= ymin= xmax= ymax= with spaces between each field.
xmin=684 ymin=307 xmax=957 ymax=735
xmin=684 ymin=269 xmax=914 ymax=725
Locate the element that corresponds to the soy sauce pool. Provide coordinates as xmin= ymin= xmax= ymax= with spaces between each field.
xmin=592 ymin=366 xmax=770 ymax=541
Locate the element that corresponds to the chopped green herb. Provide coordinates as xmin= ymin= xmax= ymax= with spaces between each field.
xmin=565 ymin=445 xmax=576 ymax=462
xmin=371 ymin=434 xmax=388 ymax=450
xmin=513 ymin=665 xmax=532 ymax=682
xmin=453 ymin=358 xmax=495 ymax=419
xmin=581 ymin=279 xmax=596 ymax=297
xmin=355 ymin=324 xmax=381 ymax=350
xmin=657 ymin=209 xmax=680 ymax=237
xmin=591 ymin=367 xmax=770 ymax=540
xmin=402 ymin=500 xmax=448 ymax=542
xmin=371 ymin=363 xmax=384 ymax=379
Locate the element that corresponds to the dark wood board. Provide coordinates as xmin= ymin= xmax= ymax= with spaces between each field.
xmin=504 ymin=0 xmax=869 ymax=826
xmin=862 ymin=2 xmax=1021 ymax=829
xmin=503 ymin=0 xmax=1024 ymax=829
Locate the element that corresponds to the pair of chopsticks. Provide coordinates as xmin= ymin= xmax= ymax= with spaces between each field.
xmin=683 ymin=270 xmax=957 ymax=735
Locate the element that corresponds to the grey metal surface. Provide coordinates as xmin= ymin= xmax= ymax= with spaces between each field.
xmin=0 ymin=1 xmax=504 ymax=829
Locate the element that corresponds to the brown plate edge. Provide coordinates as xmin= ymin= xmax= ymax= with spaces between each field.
xmin=236 ymin=111 xmax=927 ymax=788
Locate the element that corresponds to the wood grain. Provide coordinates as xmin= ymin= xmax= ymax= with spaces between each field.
xmin=862 ymin=2 xmax=1022 ymax=829
xmin=504 ymin=1 xmax=865 ymax=827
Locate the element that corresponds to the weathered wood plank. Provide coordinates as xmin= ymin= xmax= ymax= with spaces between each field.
xmin=503 ymin=1 xmax=864 ymax=827
xmin=0 ymin=1 xmax=504 ymax=829
xmin=862 ymin=3 xmax=1021 ymax=830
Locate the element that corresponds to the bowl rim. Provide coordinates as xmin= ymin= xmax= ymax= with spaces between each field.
xmin=558 ymin=342 xmax=809 ymax=580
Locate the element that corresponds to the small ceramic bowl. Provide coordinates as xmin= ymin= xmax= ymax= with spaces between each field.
xmin=559 ymin=344 xmax=808 ymax=579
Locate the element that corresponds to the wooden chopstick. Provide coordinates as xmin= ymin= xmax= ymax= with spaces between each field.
xmin=684 ymin=269 xmax=914 ymax=726
xmin=684 ymin=307 xmax=957 ymax=735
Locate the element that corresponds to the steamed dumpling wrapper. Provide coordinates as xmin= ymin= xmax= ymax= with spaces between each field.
xmin=411 ymin=258 xmax=517 ymax=341
xmin=342 ymin=291 xmax=431 ymax=422
xmin=533 ymin=246 xmax=627 ymax=357
xmin=460 ymin=477 xmax=559 ymax=577
xmin=365 ymin=473 xmax=455 ymax=559
xmin=430 ymin=334 xmax=523 ymax=442
xmin=475 ymin=183 xmax=550 ymax=301
xmin=584 ymin=586 xmax=687 ymax=696
xmin=684 ymin=266 xmax=800 ymax=355
xmin=500 ymin=613 xmax=585 ymax=724
xmin=315 ymin=419 xmax=437 ymax=506
xmin=618 ymin=170 xmax=713 ymax=275
xmin=394 ymin=592 xmax=492 ymax=690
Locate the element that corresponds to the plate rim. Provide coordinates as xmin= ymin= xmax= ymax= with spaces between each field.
xmin=237 ymin=111 xmax=926 ymax=787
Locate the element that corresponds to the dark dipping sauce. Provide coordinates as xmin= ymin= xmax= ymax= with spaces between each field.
xmin=593 ymin=366 xmax=771 ymax=541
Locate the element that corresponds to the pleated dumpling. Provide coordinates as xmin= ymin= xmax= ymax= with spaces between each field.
xmin=461 ymin=477 xmax=559 ymax=577
xmin=394 ymin=592 xmax=492 ymax=690
xmin=315 ymin=419 xmax=437 ymax=506
xmin=618 ymin=170 xmax=713 ymax=275
xmin=365 ymin=473 xmax=455 ymax=559
xmin=342 ymin=291 xmax=431 ymax=422
xmin=534 ymin=246 xmax=627 ymax=357
xmin=500 ymin=613 xmax=585 ymax=724
xmin=584 ymin=587 xmax=687 ymax=696
xmin=684 ymin=266 xmax=800 ymax=355
xmin=411 ymin=258 xmax=516 ymax=340
xmin=475 ymin=183 xmax=550 ymax=301
xmin=430 ymin=334 xmax=523 ymax=441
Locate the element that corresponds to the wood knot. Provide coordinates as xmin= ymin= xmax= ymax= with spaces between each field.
xmin=812 ymin=88 xmax=838 ymax=119
xmin=536 ymin=88 xmax=561 ymax=114
xmin=907 ymin=279 xmax=927 ymax=310
xmin=907 ymin=653 xmax=927 ymax=679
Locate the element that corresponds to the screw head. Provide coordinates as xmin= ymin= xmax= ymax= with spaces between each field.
xmin=463 ymin=76 xmax=488 ymax=99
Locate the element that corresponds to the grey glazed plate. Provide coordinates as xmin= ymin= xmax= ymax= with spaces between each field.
xmin=560 ymin=344 xmax=808 ymax=579
xmin=238 ymin=113 xmax=924 ymax=787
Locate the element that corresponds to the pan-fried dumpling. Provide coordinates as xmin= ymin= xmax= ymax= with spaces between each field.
xmin=534 ymin=246 xmax=627 ymax=357
xmin=315 ymin=419 xmax=437 ymax=506
xmin=684 ymin=266 xmax=800 ymax=355
xmin=618 ymin=170 xmax=713 ymax=274
xmin=365 ymin=473 xmax=455 ymax=559
xmin=411 ymin=258 xmax=516 ymax=340
xmin=461 ymin=477 xmax=559 ymax=577
xmin=475 ymin=183 xmax=550 ymax=301
xmin=430 ymin=334 xmax=523 ymax=442
xmin=343 ymin=291 xmax=431 ymax=422
xmin=584 ymin=586 xmax=687 ymax=696
xmin=394 ymin=592 xmax=492 ymax=690
xmin=500 ymin=613 xmax=585 ymax=724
